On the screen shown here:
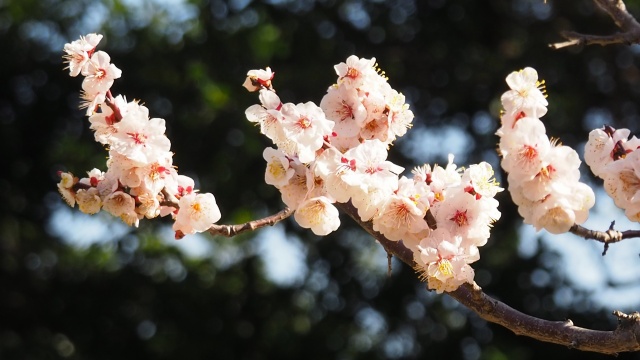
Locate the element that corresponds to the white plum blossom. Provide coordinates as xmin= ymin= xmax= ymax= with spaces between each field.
xmin=415 ymin=228 xmax=475 ymax=293
xmin=57 ymin=171 xmax=77 ymax=207
xmin=334 ymin=55 xmax=378 ymax=88
xmin=245 ymin=89 xmax=286 ymax=145
xmin=102 ymin=190 xmax=136 ymax=220
xmin=499 ymin=117 xmax=551 ymax=182
xmin=81 ymin=51 xmax=121 ymax=96
xmin=76 ymin=188 xmax=102 ymax=214
xmin=584 ymin=126 xmax=640 ymax=177
xmin=372 ymin=177 xmax=430 ymax=241
xmin=294 ymin=196 xmax=340 ymax=235
xmin=320 ymin=85 xmax=366 ymax=138
xmin=243 ymin=67 xmax=275 ymax=91
xmin=280 ymin=102 xmax=334 ymax=163
xmin=89 ymin=94 xmax=128 ymax=144
xmin=263 ymin=147 xmax=296 ymax=187
xmin=109 ymin=104 xmax=171 ymax=164
xmin=63 ymin=33 xmax=103 ymax=77
xmin=501 ymin=67 xmax=548 ymax=119
xmin=173 ymin=193 xmax=222 ymax=238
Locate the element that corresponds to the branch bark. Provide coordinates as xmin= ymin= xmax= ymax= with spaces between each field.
xmin=570 ymin=222 xmax=640 ymax=255
xmin=335 ymin=201 xmax=640 ymax=355
xmin=160 ymin=189 xmax=294 ymax=238
xmin=207 ymin=206 xmax=293 ymax=237
xmin=550 ymin=0 xmax=640 ymax=49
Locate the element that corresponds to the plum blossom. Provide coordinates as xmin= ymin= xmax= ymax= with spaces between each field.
xmin=57 ymin=171 xmax=78 ymax=207
xmin=109 ymin=103 xmax=171 ymax=164
xmin=81 ymin=51 xmax=121 ymax=96
xmin=294 ymin=196 xmax=340 ymax=235
xmin=415 ymin=228 xmax=475 ymax=293
xmin=334 ymin=55 xmax=377 ymax=88
xmin=280 ymin=102 xmax=334 ymax=163
xmin=263 ymin=147 xmax=296 ymax=187
xmin=63 ymin=33 xmax=102 ymax=77
xmin=75 ymin=188 xmax=102 ymax=214
xmin=243 ymin=67 xmax=275 ymax=91
xmin=173 ymin=193 xmax=222 ymax=238
xmin=500 ymin=67 xmax=548 ymax=119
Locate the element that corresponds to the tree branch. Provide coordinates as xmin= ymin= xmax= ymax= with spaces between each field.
xmin=207 ymin=206 xmax=293 ymax=237
xmin=570 ymin=222 xmax=640 ymax=255
xmin=550 ymin=0 xmax=640 ymax=49
xmin=335 ymin=201 xmax=640 ymax=354
xmin=160 ymin=189 xmax=293 ymax=238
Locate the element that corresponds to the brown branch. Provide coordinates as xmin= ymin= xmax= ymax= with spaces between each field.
xmin=550 ymin=0 xmax=640 ymax=49
xmin=159 ymin=189 xmax=293 ymax=238
xmin=570 ymin=222 xmax=640 ymax=255
xmin=335 ymin=201 xmax=640 ymax=354
xmin=451 ymin=283 xmax=640 ymax=354
xmin=207 ymin=206 xmax=293 ymax=237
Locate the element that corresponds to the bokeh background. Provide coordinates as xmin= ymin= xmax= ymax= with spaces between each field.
xmin=2 ymin=0 xmax=640 ymax=359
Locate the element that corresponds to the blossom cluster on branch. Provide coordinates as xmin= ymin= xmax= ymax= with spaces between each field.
xmin=497 ymin=68 xmax=595 ymax=234
xmin=243 ymin=57 xmax=502 ymax=293
xmin=585 ymin=125 xmax=640 ymax=221
xmin=57 ymin=34 xmax=222 ymax=239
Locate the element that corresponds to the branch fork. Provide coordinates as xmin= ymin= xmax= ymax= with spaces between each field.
xmin=550 ymin=0 xmax=640 ymax=49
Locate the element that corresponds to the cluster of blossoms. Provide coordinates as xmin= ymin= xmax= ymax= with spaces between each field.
xmin=57 ymin=34 xmax=221 ymax=239
xmin=244 ymin=57 xmax=503 ymax=293
xmin=585 ymin=126 xmax=640 ymax=221
xmin=497 ymin=68 xmax=595 ymax=234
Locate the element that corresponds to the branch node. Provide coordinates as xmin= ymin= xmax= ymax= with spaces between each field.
xmin=614 ymin=310 xmax=640 ymax=326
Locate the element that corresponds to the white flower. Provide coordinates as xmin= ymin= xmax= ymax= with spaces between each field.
xmin=387 ymin=90 xmax=414 ymax=140
xmin=372 ymin=177 xmax=430 ymax=241
xmin=279 ymin=163 xmax=311 ymax=210
xmin=280 ymin=102 xmax=334 ymax=163
xmin=499 ymin=117 xmax=551 ymax=182
xmin=501 ymin=67 xmax=548 ymax=118
xmin=415 ymin=228 xmax=475 ymax=293
xmin=109 ymin=103 xmax=171 ymax=164
xmin=243 ymin=67 xmax=275 ymax=91
xmin=63 ymin=33 xmax=103 ymax=77
xmin=263 ymin=147 xmax=295 ymax=187
xmin=294 ymin=196 xmax=340 ymax=235
xmin=76 ymin=188 xmax=102 ymax=214
xmin=89 ymin=95 xmax=128 ymax=144
xmin=314 ymin=148 xmax=356 ymax=203
xmin=320 ymin=86 xmax=365 ymax=138
xmin=334 ymin=55 xmax=377 ymax=88
xmin=342 ymin=139 xmax=403 ymax=194
xmin=464 ymin=162 xmax=503 ymax=198
xmin=245 ymin=90 xmax=286 ymax=145
xmin=102 ymin=191 xmax=136 ymax=218
xmin=584 ymin=126 xmax=640 ymax=178
xmin=173 ymin=193 xmax=221 ymax=237
xmin=57 ymin=172 xmax=77 ymax=207
xmin=81 ymin=51 xmax=122 ymax=95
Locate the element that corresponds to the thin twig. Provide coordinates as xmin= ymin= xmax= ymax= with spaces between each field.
xmin=570 ymin=222 xmax=640 ymax=255
xmin=549 ymin=0 xmax=640 ymax=49
xmin=207 ymin=207 xmax=293 ymax=237
xmin=160 ymin=189 xmax=293 ymax=237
